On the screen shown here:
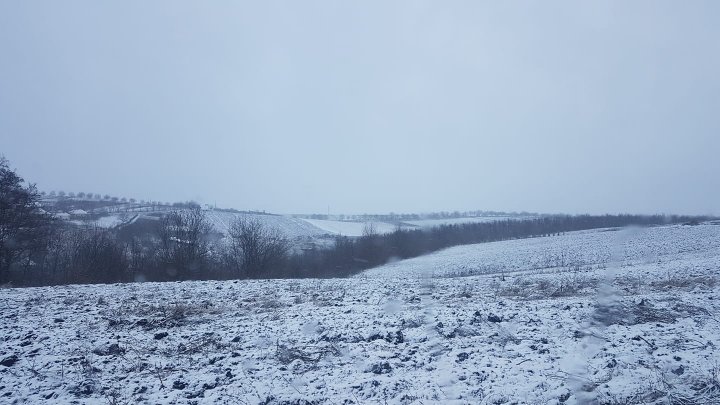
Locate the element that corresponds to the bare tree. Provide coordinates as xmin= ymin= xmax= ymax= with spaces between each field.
xmin=227 ymin=216 xmax=289 ymax=278
xmin=68 ymin=227 xmax=127 ymax=284
xmin=157 ymin=208 xmax=212 ymax=280
xmin=362 ymin=222 xmax=378 ymax=238
xmin=358 ymin=221 xmax=385 ymax=266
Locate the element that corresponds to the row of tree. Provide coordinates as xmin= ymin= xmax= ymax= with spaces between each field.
xmin=49 ymin=193 xmax=201 ymax=208
xmin=0 ymin=156 xmax=709 ymax=286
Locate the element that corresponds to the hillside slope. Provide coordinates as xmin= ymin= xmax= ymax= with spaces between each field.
xmin=360 ymin=223 xmax=720 ymax=279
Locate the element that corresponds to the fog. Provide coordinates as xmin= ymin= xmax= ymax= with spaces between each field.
xmin=1 ymin=1 xmax=718 ymax=215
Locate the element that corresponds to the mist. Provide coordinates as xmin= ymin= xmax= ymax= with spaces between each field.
xmin=1 ymin=1 xmax=718 ymax=215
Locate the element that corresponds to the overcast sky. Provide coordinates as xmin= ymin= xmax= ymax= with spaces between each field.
xmin=1 ymin=1 xmax=718 ymax=215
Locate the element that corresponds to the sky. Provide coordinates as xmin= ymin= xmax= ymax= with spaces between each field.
xmin=1 ymin=1 xmax=719 ymax=215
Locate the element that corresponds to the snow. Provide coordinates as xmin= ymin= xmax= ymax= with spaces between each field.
xmin=359 ymin=224 xmax=720 ymax=279
xmin=1 ymin=223 xmax=719 ymax=404
xmin=298 ymin=216 xmax=528 ymax=236
xmin=300 ymin=218 xmax=398 ymax=236
xmin=205 ymin=211 xmax=330 ymax=240
xmin=93 ymin=215 xmax=125 ymax=228
xmin=67 ymin=215 xmax=129 ymax=229
xmin=297 ymin=216 xmax=533 ymax=236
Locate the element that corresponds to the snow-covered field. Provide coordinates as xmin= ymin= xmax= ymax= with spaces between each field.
xmin=299 ymin=218 xmax=399 ymax=236
xmin=71 ymin=214 xmax=130 ymax=229
xmin=1 ymin=223 xmax=719 ymax=404
xmin=361 ymin=224 xmax=720 ymax=279
xmin=205 ymin=211 xmax=329 ymax=240
xmin=299 ymin=216 xmax=527 ymax=236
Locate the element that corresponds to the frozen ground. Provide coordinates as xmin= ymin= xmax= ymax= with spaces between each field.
xmin=299 ymin=219 xmax=399 ymax=236
xmin=79 ymin=214 xmax=132 ymax=229
xmin=1 ymin=223 xmax=719 ymax=404
xmin=299 ymin=216 xmax=527 ymax=236
xmin=205 ymin=211 xmax=329 ymax=240
xmin=360 ymin=223 xmax=720 ymax=279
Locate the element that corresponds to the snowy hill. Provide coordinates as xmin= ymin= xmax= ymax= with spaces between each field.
xmin=204 ymin=210 xmax=330 ymax=240
xmin=360 ymin=223 xmax=720 ymax=279
xmin=299 ymin=218 xmax=400 ymax=236
xmin=42 ymin=196 xmax=530 ymax=246
xmin=297 ymin=215 xmax=531 ymax=237
xmin=1 ymin=223 xmax=719 ymax=403
xmin=39 ymin=197 xmax=337 ymax=247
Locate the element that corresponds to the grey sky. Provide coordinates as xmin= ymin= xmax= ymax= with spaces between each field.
xmin=1 ymin=1 xmax=718 ymax=215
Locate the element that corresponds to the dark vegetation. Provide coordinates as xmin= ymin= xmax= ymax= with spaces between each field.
xmin=0 ymin=156 xmax=710 ymax=286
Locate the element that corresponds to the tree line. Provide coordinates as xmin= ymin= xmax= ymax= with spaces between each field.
xmin=0 ymin=156 xmax=709 ymax=286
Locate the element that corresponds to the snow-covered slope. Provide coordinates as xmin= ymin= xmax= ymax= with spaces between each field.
xmin=360 ymin=224 xmax=720 ymax=279
xmin=41 ymin=197 xmax=333 ymax=240
xmin=1 ymin=223 xmax=719 ymax=404
xmin=298 ymin=216 xmax=530 ymax=236
xmin=299 ymin=218 xmax=399 ymax=236
xmin=205 ymin=211 xmax=329 ymax=240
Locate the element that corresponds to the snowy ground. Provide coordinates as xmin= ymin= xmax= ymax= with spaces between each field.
xmin=299 ymin=216 xmax=527 ymax=237
xmin=1 ymin=223 xmax=719 ymax=404
xmin=205 ymin=211 xmax=329 ymax=240
xmin=299 ymin=219 xmax=400 ymax=236
xmin=361 ymin=224 xmax=720 ymax=279
xmin=70 ymin=214 xmax=130 ymax=229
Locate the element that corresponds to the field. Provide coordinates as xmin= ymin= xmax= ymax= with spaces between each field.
xmin=298 ymin=216 xmax=532 ymax=237
xmin=204 ymin=211 xmax=329 ymax=240
xmin=298 ymin=218 xmax=399 ymax=237
xmin=1 ymin=223 xmax=719 ymax=404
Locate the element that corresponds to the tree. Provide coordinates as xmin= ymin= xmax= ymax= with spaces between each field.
xmin=68 ymin=227 xmax=127 ymax=284
xmin=0 ymin=157 xmax=53 ymax=283
xmin=357 ymin=222 xmax=385 ymax=266
xmin=227 ymin=216 xmax=289 ymax=278
xmin=157 ymin=208 xmax=212 ymax=280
